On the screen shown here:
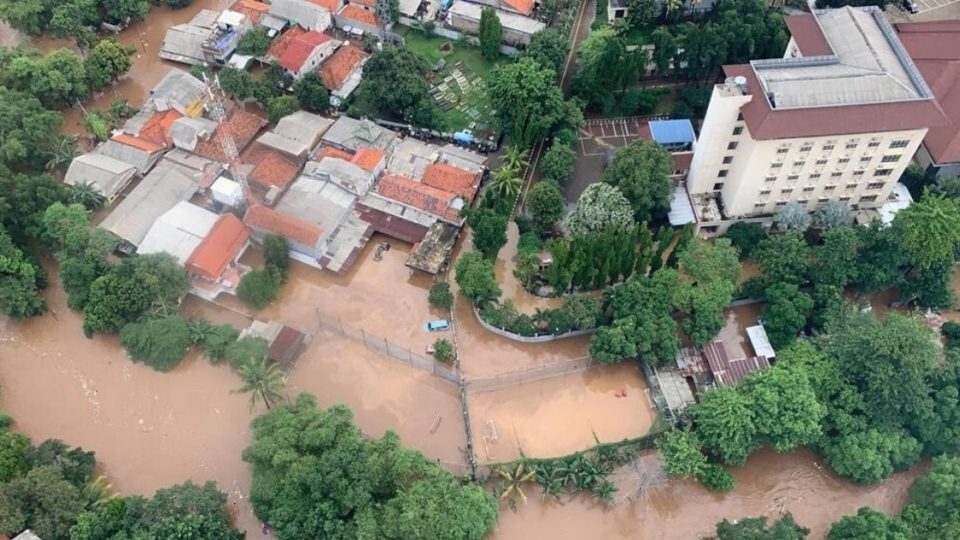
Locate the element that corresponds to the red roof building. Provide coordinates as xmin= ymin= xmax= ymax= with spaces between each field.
xmin=310 ymin=0 xmax=343 ymax=10
xmin=194 ymin=109 xmax=267 ymax=163
xmin=319 ymin=44 xmax=369 ymax=92
xmin=186 ymin=213 xmax=251 ymax=280
xmin=244 ymin=204 xmax=324 ymax=247
xmin=376 ymin=174 xmax=462 ymax=222
xmin=503 ymin=0 xmax=534 ymax=15
xmin=315 ymin=146 xmax=354 ymax=161
xmin=337 ymin=4 xmax=379 ymax=27
xmin=703 ymin=341 xmax=770 ymax=386
xmin=421 ymin=162 xmax=480 ymax=201
xmin=267 ymin=26 xmax=308 ymax=60
xmin=229 ymin=0 xmax=270 ymax=23
xmin=138 ymin=110 xmax=182 ymax=147
xmin=350 ymin=147 xmax=385 ymax=172
xmin=278 ymin=31 xmax=334 ymax=75
xmin=111 ymin=133 xmax=164 ymax=154
xmin=242 ymin=143 xmax=302 ymax=192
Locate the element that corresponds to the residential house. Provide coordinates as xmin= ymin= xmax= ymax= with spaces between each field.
xmin=169 ymin=116 xmax=220 ymax=152
xmin=685 ymin=7 xmax=945 ymax=236
xmin=64 ymin=152 xmax=138 ymax=202
xmin=349 ymin=147 xmax=386 ymax=175
xmin=447 ymin=1 xmax=544 ymax=46
xmin=303 ymin=155 xmax=376 ymax=195
xmin=193 ymin=108 xmax=267 ymax=163
xmin=321 ymin=116 xmax=397 ymax=152
xmin=241 ymin=320 xmax=306 ymax=367
xmin=466 ymin=0 xmax=535 ymax=16
xmin=335 ymin=4 xmax=380 ymax=34
xmin=277 ymin=30 xmax=339 ymax=78
xmin=100 ymin=135 xmax=164 ymax=175
xmin=269 ymin=0 xmax=333 ymax=31
xmin=386 ymin=137 xmax=440 ymax=179
xmin=319 ymin=44 xmax=369 ymax=106
xmin=159 ymin=10 xmax=220 ymax=65
xmin=420 ymin=162 xmax=481 ymax=202
xmin=896 ymin=21 xmax=960 ymax=178
xmin=243 ymin=203 xmax=327 ymax=264
xmin=203 ymin=10 xmax=255 ymax=64
xmin=185 ymin=213 xmax=252 ymax=283
xmin=150 ymin=69 xmax=206 ymax=115
xmin=310 ymin=0 xmax=344 ymax=13
xmin=257 ymin=110 xmax=334 ymax=158
xmin=240 ymin=141 xmax=303 ymax=198
xmin=230 ymin=0 xmax=271 ymax=25
xmin=137 ymin=201 xmax=221 ymax=263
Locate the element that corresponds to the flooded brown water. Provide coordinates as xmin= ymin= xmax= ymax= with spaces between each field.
xmin=715 ymin=303 xmax=763 ymax=359
xmin=493 ymin=447 xmax=923 ymax=540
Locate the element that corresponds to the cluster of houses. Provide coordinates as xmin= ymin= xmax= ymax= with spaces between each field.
xmin=66 ymin=68 xmax=487 ymax=302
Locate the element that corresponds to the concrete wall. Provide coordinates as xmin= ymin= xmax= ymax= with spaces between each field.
xmin=472 ymin=307 xmax=596 ymax=343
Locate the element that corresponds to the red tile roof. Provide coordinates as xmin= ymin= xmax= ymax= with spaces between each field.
xmin=310 ymin=0 xmax=342 ymax=10
xmin=278 ymin=31 xmax=333 ymax=73
xmin=315 ymin=146 xmax=354 ymax=161
xmin=338 ymin=4 xmax=378 ymax=27
xmin=377 ymin=174 xmax=461 ymax=222
xmin=111 ymin=133 xmax=164 ymax=153
xmin=897 ymin=21 xmax=960 ymax=165
xmin=504 ymin=0 xmax=534 ymax=15
xmin=784 ymin=14 xmax=833 ymax=57
xmin=186 ymin=213 xmax=251 ymax=280
xmin=194 ymin=109 xmax=267 ymax=163
xmin=242 ymin=143 xmax=302 ymax=191
xmin=230 ymin=0 xmax=270 ymax=23
xmin=244 ymin=204 xmax=324 ymax=246
xmin=349 ymin=0 xmax=376 ymax=6
xmin=138 ymin=110 xmax=182 ymax=146
xmin=421 ymin=162 xmax=480 ymax=201
xmin=350 ymin=147 xmax=384 ymax=171
xmin=723 ymin=64 xmax=949 ymax=141
xmin=267 ymin=26 xmax=308 ymax=60
xmin=319 ymin=44 xmax=368 ymax=91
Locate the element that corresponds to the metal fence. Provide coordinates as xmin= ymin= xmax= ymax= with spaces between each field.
xmin=465 ymin=355 xmax=594 ymax=393
xmin=315 ymin=311 xmax=461 ymax=385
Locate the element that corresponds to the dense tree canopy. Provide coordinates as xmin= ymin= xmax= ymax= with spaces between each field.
xmin=354 ymin=46 xmax=437 ymax=127
xmin=455 ymin=251 xmax=501 ymax=306
xmin=527 ymin=180 xmax=565 ymax=235
xmin=487 ymin=57 xmax=565 ymax=146
xmin=564 ymin=183 xmax=633 ymax=237
xmin=479 ymin=7 xmax=502 ymax=61
xmin=892 ymin=192 xmax=960 ymax=270
xmin=601 ymin=140 xmax=673 ymax=222
xmin=119 ymin=315 xmax=193 ymax=371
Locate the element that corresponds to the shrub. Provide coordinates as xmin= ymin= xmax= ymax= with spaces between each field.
xmin=540 ymin=143 xmax=576 ymax=185
xmin=202 ymin=324 xmax=240 ymax=363
xmin=237 ymin=29 xmax=272 ymax=56
xmin=267 ymin=95 xmax=300 ymax=124
xmin=697 ymin=463 xmax=736 ymax=491
xmin=432 ymin=338 xmax=454 ymax=362
xmin=119 ymin=315 xmax=192 ymax=372
xmin=722 ymin=222 xmax=767 ymax=259
xmin=428 ymin=281 xmax=454 ymax=310
xmin=225 ymin=336 xmax=269 ymax=370
xmin=263 ymin=233 xmax=289 ymax=276
xmin=237 ymin=268 xmax=282 ymax=309
xmin=942 ymin=321 xmax=960 ymax=348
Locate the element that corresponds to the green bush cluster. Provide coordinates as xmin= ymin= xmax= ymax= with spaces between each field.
xmin=478 ymin=293 xmax=602 ymax=337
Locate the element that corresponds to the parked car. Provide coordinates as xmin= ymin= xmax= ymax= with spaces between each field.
xmin=903 ymin=0 xmax=919 ymax=13
xmin=424 ymin=320 xmax=450 ymax=332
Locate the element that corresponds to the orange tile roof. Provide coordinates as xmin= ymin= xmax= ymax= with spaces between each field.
xmin=421 ymin=162 xmax=480 ymax=201
xmin=278 ymin=31 xmax=333 ymax=73
xmin=242 ymin=143 xmax=301 ymax=191
xmin=111 ymin=133 xmax=164 ymax=153
xmin=338 ymin=4 xmax=378 ymax=27
xmin=315 ymin=146 xmax=354 ymax=161
xmin=186 ymin=213 xmax=251 ymax=280
xmin=138 ymin=110 xmax=182 ymax=146
xmin=349 ymin=0 xmax=376 ymax=7
xmin=267 ymin=26 xmax=308 ymax=60
xmin=244 ymin=204 xmax=324 ymax=246
xmin=377 ymin=174 xmax=461 ymax=222
xmin=504 ymin=0 xmax=534 ymax=15
xmin=230 ymin=0 xmax=270 ymax=23
xmin=310 ymin=0 xmax=342 ymax=9
xmin=350 ymin=147 xmax=385 ymax=171
xmin=194 ymin=109 xmax=267 ymax=163
xmin=319 ymin=44 xmax=369 ymax=91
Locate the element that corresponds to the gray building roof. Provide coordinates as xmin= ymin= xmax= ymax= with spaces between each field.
xmin=303 ymin=157 xmax=374 ymax=195
xmin=752 ymin=7 xmax=932 ymax=109
xmin=275 ymin=175 xmax=357 ymax=234
xmin=64 ymin=152 xmax=138 ymax=200
xmin=98 ymin=139 xmax=162 ymax=175
xmin=259 ymin=111 xmax=334 ymax=157
xmin=449 ymin=2 xmax=545 ymax=35
xmin=99 ymin=158 xmax=205 ymax=246
xmin=150 ymin=69 xmax=206 ymax=114
xmin=269 ymin=0 xmax=330 ymax=30
xmin=438 ymin=143 xmax=487 ymax=173
xmin=137 ymin=201 xmax=219 ymax=263
xmin=170 ymin=116 xmax=218 ymax=151
xmin=321 ymin=116 xmax=396 ymax=152
xmin=386 ymin=137 xmax=439 ymax=180
xmin=159 ymin=11 xmax=219 ymax=66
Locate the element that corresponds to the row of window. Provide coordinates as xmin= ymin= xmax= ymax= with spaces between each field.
xmin=753 ymin=194 xmax=879 ymax=210
xmin=758 ymin=181 xmax=887 ymax=197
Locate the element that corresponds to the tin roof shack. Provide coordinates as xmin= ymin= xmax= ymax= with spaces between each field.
xmin=406 ymin=221 xmax=458 ymax=274
xmin=258 ymin=110 xmax=334 ymax=159
xmin=703 ymin=341 xmax=770 ymax=386
xmin=64 ymin=153 xmax=138 ymax=202
xmin=241 ymin=320 xmax=306 ymax=368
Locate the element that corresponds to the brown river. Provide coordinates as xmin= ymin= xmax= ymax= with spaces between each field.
xmin=0 ymin=9 xmax=945 ymax=537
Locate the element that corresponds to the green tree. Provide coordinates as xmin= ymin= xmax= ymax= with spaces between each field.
xmin=432 ymin=338 xmax=454 ymax=362
xmin=525 ymin=29 xmax=568 ymax=75
xmin=722 ymin=222 xmax=767 ymax=259
xmin=697 ymin=464 xmax=736 ymax=492
xmin=234 ymin=358 xmax=287 ymax=412
xmin=217 ymin=66 xmax=253 ymax=100
xmin=892 ymin=192 xmax=960 ymax=270
xmin=713 ymin=514 xmax=809 ymax=540
xmin=381 ymin=475 xmax=498 ymax=539
xmin=809 ymin=226 xmax=859 ymax=288
xmin=293 ymin=72 xmax=329 ymax=113
xmin=237 ymin=28 xmax=272 ymax=56
xmin=428 ymin=281 xmax=454 ymax=310
xmin=627 ymin=0 xmax=657 ymax=27
xmin=0 ymin=87 xmax=63 ymax=170
xmin=774 ymin=202 xmax=811 ymax=232
xmin=573 ymin=28 xmax=642 ymax=112
xmin=742 ymin=363 xmax=824 ymax=452
xmin=267 ymin=95 xmax=300 ymax=124
xmin=101 ymin=0 xmax=150 ymax=24
xmin=678 ymin=238 xmax=741 ymax=285
xmin=692 ymin=386 xmax=758 ymax=465
xmin=589 ymin=318 xmax=638 ymax=364
xmin=225 ymin=336 xmax=269 ymax=370
xmin=479 ymin=7 xmax=503 ymax=61
xmin=70 ymin=180 xmax=106 ymax=210
xmin=678 ymin=279 xmax=734 ymax=346
xmin=813 ymin=200 xmax=854 ymax=230
xmin=0 ymin=465 xmax=85 ymax=539
xmin=355 ymin=46 xmax=437 ymax=127
xmin=540 ymin=142 xmax=575 ymax=185
xmin=468 ymin=207 xmax=509 ymax=258
xmin=762 ymin=283 xmax=813 ymax=349
xmin=602 ymin=139 xmax=673 ymax=221
xmin=262 ymin=233 xmax=289 ymax=275
xmin=0 ymin=431 xmax=30 ymax=482
xmin=752 ymin=232 xmax=809 ymax=286
xmin=119 ymin=315 xmax=192 ymax=372
xmin=236 ymin=267 xmax=282 ymax=309
xmin=84 ymin=38 xmax=132 ymax=90
xmin=526 ymin=180 xmax=565 ymax=234
xmin=902 ymin=455 xmax=960 ymax=537
xmin=201 ymin=324 xmax=239 ymax=363
xmin=853 ymin=222 xmax=907 ymax=293
xmin=823 ymin=428 xmax=920 ymax=484
xmin=564 ymin=183 xmax=633 ymax=236
xmin=375 ymin=0 xmax=399 ymax=24
xmin=650 ymin=26 xmax=676 ymax=76
xmin=828 ymin=507 xmax=912 ymax=540
xmin=656 ymin=429 xmax=706 ymax=478
xmin=0 ymin=224 xmax=46 ymax=319
xmin=123 ymin=481 xmax=241 ymax=539
xmin=487 ymin=57 xmax=565 ymax=145
xmin=455 ymin=251 xmax=501 ymax=305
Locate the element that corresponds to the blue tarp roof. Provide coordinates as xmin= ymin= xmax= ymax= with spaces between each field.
xmin=649 ymin=119 xmax=695 ymax=145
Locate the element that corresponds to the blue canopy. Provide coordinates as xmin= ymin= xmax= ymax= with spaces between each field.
xmin=649 ymin=119 xmax=695 ymax=146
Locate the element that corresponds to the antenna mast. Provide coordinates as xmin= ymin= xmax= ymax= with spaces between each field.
xmin=203 ymin=73 xmax=251 ymax=206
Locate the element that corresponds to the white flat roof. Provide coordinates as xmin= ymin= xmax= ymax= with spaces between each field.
xmin=137 ymin=201 xmax=219 ymax=263
xmin=746 ymin=325 xmax=776 ymax=359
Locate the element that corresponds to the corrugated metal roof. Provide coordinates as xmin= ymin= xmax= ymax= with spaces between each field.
xmin=668 ymin=186 xmax=695 ymax=226
xmin=137 ymin=201 xmax=219 ymax=263
xmin=746 ymin=325 xmax=776 ymax=359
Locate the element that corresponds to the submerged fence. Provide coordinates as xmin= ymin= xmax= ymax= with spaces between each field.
xmin=315 ymin=310 xmax=460 ymax=385
xmin=465 ymin=355 xmax=595 ymax=393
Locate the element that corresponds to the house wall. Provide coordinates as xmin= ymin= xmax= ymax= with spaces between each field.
xmin=447 ymin=14 xmax=534 ymax=46
xmin=915 ymin=143 xmax=960 ymax=178
xmin=689 ymin=83 xmax=926 ymax=219
xmin=354 ymin=204 xmax=430 ymax=244
xmin=292 ymin=40 xmax=339 ymax=77
xmin=333 ymin=14 xmax=380 ymax=34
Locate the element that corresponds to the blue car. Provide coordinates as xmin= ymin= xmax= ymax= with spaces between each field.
xmin=424 ymin=320 xmax=450 ymax=332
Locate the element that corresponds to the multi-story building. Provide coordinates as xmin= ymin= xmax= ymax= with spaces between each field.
xmin=685 ymin=6 xmax=948 ymax=235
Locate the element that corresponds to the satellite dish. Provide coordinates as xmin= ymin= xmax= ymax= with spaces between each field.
xmin=734 ymin=76 xmax=747 ymax=86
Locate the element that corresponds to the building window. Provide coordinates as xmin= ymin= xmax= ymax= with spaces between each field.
xmin=737 ymin=113 xmax=744 ymax=121
xmin=777 ymin=148 xmax=789 ymax=154
xmin=810 ymin=173 xmax=821 ymax=179
xmin=718 ymin=169 xmax=728 ymax=178
xmin=860 ymin=156 xmax=872 ymax=162
xmin=823 ymin=144 xmax=835 ymax=151
xmin=889 ymin=140 xmax=909 ymax=149
xmin=845 ymin=143 xmax=857 ymax=149
xmin=771 ymin=162 xmax=783 ymax=169
xmin=868 ymin=141 xmax=880 ymax=148
xmin=765 ymin=176 xmax=777 ymax=182
xmin=881 ymin=155 xmax=901 ymax=163
xmin=824 ymin=185 xmax=837 ymax=191
xmin=733 ymin=126 xmax=744 ymax=135
xmin=846 ymin=183 xmax=859 ymax=190
xmin=861 ymin=195 xmax=878 ymax=202
xmin=760 ymin=190 xmax=771 ymax=196
xmin=853 ymin=170 xmax=865 ymax=176
xmin=787 ymin=175 xmax=799 ymax=181
xmin=803 ymin=186 xmax=815 ymax=192
xmin=838 ymin=158 xmax=850 ymax=164
xmin=793 ymin=161 xmax=805 ymax=167
xmin=831 ymin=172 xmax=843 ymax=178
xmin=702 ymin=226 xmax=719 ymax=234
xmin=874 ymin=168 xmax=893 ymax=176
xmin=727 ymin=141 xmax=738 ymax=150
xmin=800 ymin=146 xmax=812 ymax=153
xmin=713 ymin=182 xmax=724 ymax=190
xmin=818 ymin=197 xmax=829 ymax=203
xmin=781 ymin=188 xmax=793 ymax=195
xmin=722 ymin=156 xmax=733 ymax=164
xmin=815 ymin=159 xmax=828 ymax=166
xmin=867 ymin=182 xmax=884 ymax=190
xmin=776 ymin=201 xmax=788 ymax=207
xmin=840 ymin=197 xmax=851 ymax=202
xmin=798 ymin=199 xmax=809 ymax=205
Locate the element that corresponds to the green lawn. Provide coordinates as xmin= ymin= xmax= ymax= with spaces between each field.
xmin=399 ymin=28 xmax=507 ymax=135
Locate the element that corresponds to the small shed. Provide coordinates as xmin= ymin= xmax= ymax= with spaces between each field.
xmin=406 ymin=221 xmax=458 ymax=274
xmin=649 ymin=119 xmax=696 ymax=152
xmin=241 ymin=320 xmax=306 ymax=368
xmin=64 ymin=152 xmax=138 ymax=202
xmin=703 ymin=340 xmax=770 ymax=386
xmin=746 ymin=324 xmax=776 ymax=359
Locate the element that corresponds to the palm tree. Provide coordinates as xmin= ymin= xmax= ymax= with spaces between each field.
xmin=534 ymin=462 xmax=566 ymax=502
xmin=490 ymin=167 xmax=523 ymax=201
xmin=532 ymin=308 xmax=550 ymax=331
xmin=590 ymin=479 xmax=617 ymax=506
xmin=664 ymin=0 xmax=683 ymax=19
xmin=188 ymin=318 xmax=214 ymax=346
xmin=500 ymin=146 xmax=529 ymax=175
xmin=496 ymin=461 xmax=537 ymax=507
xmin=71 ymin=180 xmax=106 ymax=211
xmin=44 ymin=135 xmax=78 ymax=171
xmin=83 ymin=475 xmax=118 ymax=510
xmin=233 ymin=358 xmax=287 ymax=412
